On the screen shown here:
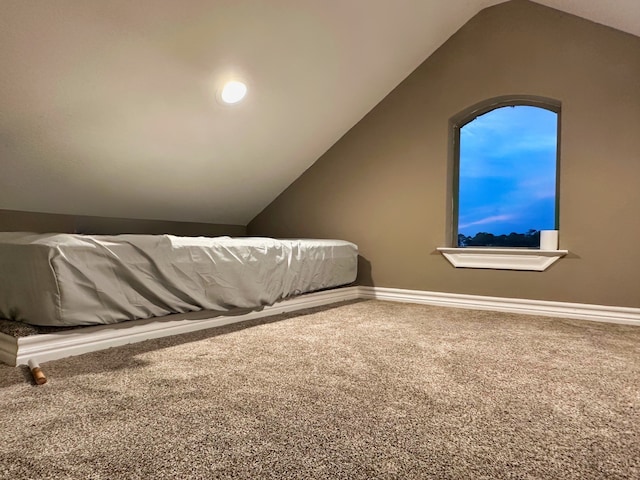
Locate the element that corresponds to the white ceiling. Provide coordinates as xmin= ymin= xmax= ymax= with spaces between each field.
xmin=1 ymin=0 xmax=639 ymax=225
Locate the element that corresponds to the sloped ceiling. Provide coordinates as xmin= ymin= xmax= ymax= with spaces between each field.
xmin=1 ymin=0 xmax=639 ymax=225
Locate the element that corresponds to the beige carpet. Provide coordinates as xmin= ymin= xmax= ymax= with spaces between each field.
xmin=0 ymin=300 xmax=638 ymax=479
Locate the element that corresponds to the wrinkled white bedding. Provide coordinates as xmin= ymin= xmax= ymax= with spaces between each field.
xmin=0 ymin=233 xmax=358 ymax=326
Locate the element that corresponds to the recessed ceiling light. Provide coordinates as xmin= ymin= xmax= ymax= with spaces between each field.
xmin=220 ymin=80 xmax=247 ymax=104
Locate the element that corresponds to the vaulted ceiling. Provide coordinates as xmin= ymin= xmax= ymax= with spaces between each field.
xmin=1 ymin=1 xmax=639 ymax=225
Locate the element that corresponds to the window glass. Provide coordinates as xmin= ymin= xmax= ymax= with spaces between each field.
xmin=456 ymin=105 xmax=558 ymax=247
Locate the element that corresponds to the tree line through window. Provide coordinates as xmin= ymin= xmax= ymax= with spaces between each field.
xmin=458 ymin=229 xmax=540 ymax=248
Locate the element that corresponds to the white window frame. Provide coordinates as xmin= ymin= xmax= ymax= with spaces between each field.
xmin=440 ymin=96 xmax=567 ymax=271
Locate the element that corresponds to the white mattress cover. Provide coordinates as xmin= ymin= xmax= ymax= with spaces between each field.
xmin=0 ymin=233 xmax=358 ymax=326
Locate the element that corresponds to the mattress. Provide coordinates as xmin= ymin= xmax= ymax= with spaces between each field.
xmin=0 ymin=233 xmax=358 ymax=327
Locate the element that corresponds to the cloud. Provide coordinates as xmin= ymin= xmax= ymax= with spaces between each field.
xmin=460 ymin=105 xmax=558 ymax=179
xmin=518 ymin=176 xmax=557 ymax=200
xmin=458 ymin=214 xmax=516 ymax=230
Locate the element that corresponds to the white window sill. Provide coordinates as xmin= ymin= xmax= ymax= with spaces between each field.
xmin=437 ymin=247 xmax=568 ymax=271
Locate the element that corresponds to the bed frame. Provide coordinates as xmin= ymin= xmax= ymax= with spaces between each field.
xmin=0 ymin=287 xmax=361 ymax=370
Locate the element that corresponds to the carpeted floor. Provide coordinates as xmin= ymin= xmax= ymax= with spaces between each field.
xmin=0 ymin=300 xmax=638 ymax=480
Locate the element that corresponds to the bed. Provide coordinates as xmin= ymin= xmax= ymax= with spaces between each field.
xmin=0 ymin=233 xmax=358 ymax=327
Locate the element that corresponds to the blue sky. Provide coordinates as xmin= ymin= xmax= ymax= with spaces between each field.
xmin=458 ymin=105 xmax=558 ymax=237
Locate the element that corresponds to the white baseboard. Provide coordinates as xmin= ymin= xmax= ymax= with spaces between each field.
xmin=4 ymin=285 xmax=639 ymax=368
xmin=358 ymin=286 xmax=640 ymax=326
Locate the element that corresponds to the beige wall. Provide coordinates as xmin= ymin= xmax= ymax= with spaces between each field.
xmin=0 ymin=209 xmax=246 ymax=237
xmin=249 ymin=0 xmax=640 ymax=308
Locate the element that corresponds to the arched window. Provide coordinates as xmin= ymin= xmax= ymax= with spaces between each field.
xmin=451 ymin=97 xmax=560 ymax=248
